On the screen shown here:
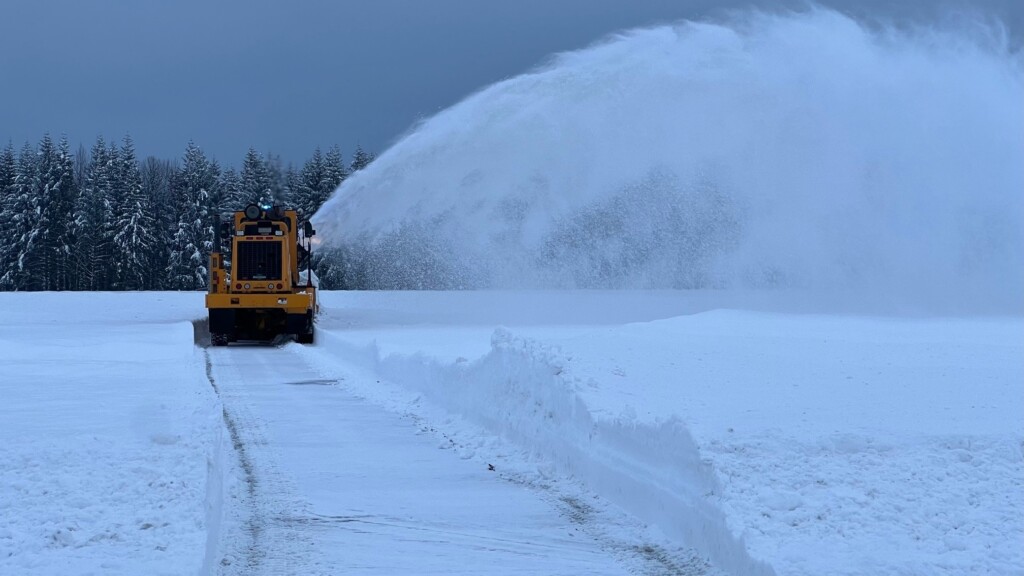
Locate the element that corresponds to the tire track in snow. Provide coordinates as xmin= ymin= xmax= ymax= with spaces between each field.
xmin=203 ymin=348 xmax=265 ymax=574
xmin=200 ymin=340 xmax=323 ymax=573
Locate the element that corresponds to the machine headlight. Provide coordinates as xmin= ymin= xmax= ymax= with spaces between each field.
xmin=243 ymin=283 xmax=251 ymax=289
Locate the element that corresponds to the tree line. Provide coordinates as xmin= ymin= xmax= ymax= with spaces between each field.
xmin=0 ymin=134 xmax=373 ymax=291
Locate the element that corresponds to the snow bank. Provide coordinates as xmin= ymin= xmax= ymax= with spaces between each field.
xmin=0 ymin=293 xmax=223 ymax=575
xmin=313 ymin=9 xmax=1023 ymax=313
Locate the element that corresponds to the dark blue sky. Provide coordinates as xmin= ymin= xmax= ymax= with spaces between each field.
xmin=1 ymin=0 xmax=1018 ymax=167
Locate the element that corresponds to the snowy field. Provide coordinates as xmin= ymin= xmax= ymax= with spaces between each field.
xmin=1 ymin=290 xmax=1021 ymax=575
xmin=0 ymin=293 xmax=221 ymax=575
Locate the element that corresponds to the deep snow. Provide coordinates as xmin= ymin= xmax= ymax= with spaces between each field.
xmin=1 ymin=290 xmax=1021 ymax=576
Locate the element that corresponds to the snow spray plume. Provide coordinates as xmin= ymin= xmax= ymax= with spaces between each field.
xmin=313 ymin=9 xmax=1023 ymax=313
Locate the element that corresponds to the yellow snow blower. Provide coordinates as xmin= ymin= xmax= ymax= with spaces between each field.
xmin=205 ymin=204 xmax=317 ymax=345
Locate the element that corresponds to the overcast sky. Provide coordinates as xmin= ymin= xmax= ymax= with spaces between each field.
xmin=1 ymin=0 xmax=1019 ymax=167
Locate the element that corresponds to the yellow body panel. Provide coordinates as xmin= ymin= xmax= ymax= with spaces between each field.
xmin=206 ymin=291 xmax=314 ymax=315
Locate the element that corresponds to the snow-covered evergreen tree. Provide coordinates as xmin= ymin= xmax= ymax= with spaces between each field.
xmin=0 ymin=143 xmax=17 ymax=289
xmin=349 ymin=145 xmax=375 ymax=174
xmin=218 ymin=166 xmax=243 ymax=213
xmin=240 ymin=148 xmax=271 ymax=208
xmin=284 ymin=164 xmax=300 ymax=211
xmin=7 ymin=137 xmax=65 ymax=291
xmin=295 ymin=147 xmax=325 ymax=219
xmin=265 ymin=153 xmax=287 ymax=206
xmin=73 ymin=144 xmax=88 ymax=193
xmin=141 ymin=156 xmax=176 ymax=290
xmin=1 ymin=143 xmax=34 ymax=289
xmin=301 ymin=146 xmax=350 ymax=286
xmin=111 ymin=135 xmax=155 ymax=290
xmin=205 ymin=158 xmax=224 ymax=215
xmin=72 ymin=137 xmax=116 ymax=290
xmin=18 ymin=135 xmax=60 ymax=290
xmin=165 ymin=141 xmax=215 ymax=290
xmin=321 ymin=145 xmax=346 ymax=207
xmin=324 ymin=146 xmax=346 ymax=185
xmin=294 ymin=145 xmax=345 ymax=221
xmin=5 ymin=143 xmax=40 ymax=289
xmin=47 ymin=136 xmax=78 ymax=291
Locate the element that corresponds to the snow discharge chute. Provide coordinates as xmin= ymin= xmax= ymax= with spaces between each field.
xmin=313 ymin=9 xmax=1023 ymax=312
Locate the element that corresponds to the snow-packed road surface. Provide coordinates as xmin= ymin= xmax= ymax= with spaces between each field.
xmin=205 ymin=343 xmax=667 ymax=575
xmin=2 ymin=291 xmax=1021 ymax=576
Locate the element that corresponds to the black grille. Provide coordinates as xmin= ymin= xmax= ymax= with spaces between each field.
xmin=235 ymin=241 xmax=282 ymax=281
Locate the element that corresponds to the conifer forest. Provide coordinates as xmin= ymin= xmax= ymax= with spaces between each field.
xmin=0 ymin=134 xmax=374 ymax=291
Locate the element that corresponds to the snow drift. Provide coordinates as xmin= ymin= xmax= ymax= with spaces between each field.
xmin=313 ymin=9 xmax=1023 ymax=312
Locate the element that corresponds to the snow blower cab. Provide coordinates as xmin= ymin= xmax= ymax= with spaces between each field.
xmin=205 ymin=204 xmax=317 ymax=346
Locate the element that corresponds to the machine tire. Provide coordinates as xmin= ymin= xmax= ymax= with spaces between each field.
xmin=296 ymin=327 xmax=314 ymax=344
xmin=211 ymin=333 xmax=229 ymax=347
